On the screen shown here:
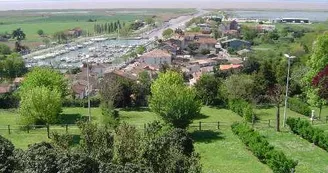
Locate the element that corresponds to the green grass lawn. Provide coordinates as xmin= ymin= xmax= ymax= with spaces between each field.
xmin=1 ymin=106 xmax=328 ymax=172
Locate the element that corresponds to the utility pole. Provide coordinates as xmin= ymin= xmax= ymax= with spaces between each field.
xmin=86 ymin=54 xmax=91 ymax=122
xmin=283 ymin=54 xmax=296 ymax=127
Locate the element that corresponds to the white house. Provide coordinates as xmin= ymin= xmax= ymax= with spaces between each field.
xmin=91 ymin=63 xmax=108 ymax=78
xmin=139 ymin=49 xmax=172 ymax=66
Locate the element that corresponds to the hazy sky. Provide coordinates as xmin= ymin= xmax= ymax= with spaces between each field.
xmin=0 ymin=0 xmax=327 ymax=11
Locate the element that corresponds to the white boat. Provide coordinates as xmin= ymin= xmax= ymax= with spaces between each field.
xmin=77 ymin=45 xmax=83 ymax=49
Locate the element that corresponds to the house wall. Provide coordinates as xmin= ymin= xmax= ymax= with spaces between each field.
xmin=92 ymin=67 xmax=105 ymax=77
xmin=141 ymin=56 xmax=172 ymax=65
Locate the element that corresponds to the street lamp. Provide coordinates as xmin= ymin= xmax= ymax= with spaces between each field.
xmin=283 ymin=54 xmax=296 ymax=127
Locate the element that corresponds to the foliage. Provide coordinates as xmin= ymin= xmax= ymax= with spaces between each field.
xmin=53 ymin=31 xmax=67 ymax=43
xmin=78 ymin=122 xmax=114 ymax=163
xmin=0 ymin=135 xmax=16 ymax=173
xmin=228 ymin=99 xmax=254 ymax=122
xmin=0 ymin=53 xmax=27 ymax=79
xmin=242 ymin=57 xmax=260 ymax=74
xmin=287 ymin=118 xmax=328 ymax=152
xmin=162 ymin=28 xmax=174 ymax=39
xmin=0 ymin=43 xmax=11 ymax=55
xmin=0 ymin=92 xmax=19 ymax=109
xmin=12 ymin=28 xmax=26 ymax=41
xmin=19 ymin=86 xmax=62 ymax=125
xmin=37 ymin=29 xmax=44 ymax=36
xmin=20 ymin=67 xmax=68 ymax=98
xmin=62 ymin=97 xmax=101 ymax=108
xmin=200 ymin=48 xmax=210 ymax=55
xmin=114 ymin=123 xmax=141 ymax=164
xmin=51 ymin=132 xmax=74 ymax=150
xmin=20 ymin=142 xmax=58 ymax=173
xmin=99 ymin=162 xmax=153 ymax=173
xmin=187 ymin=42 xmax=199 ymax=55
xmin=288 ymin=97 xmax=311 ymax=117
xmin=194 ymin=74 xmax=220 ymax=105
xmin=149 ymin=71 xmax=201 ymax=128
xmin=142 ymin=128 xmax=201 ymax=173
xmin=222 ymin=74 xmax=255 ymax=102
xmin=231 ymin=123 xmax=297 ymax=173
xmin=145 ymin=17 xmax=155 ymax=25
xmin=185 ymin=17 xmax=205 ymax=27
xmin=241 ymin=26 xmax=258 ymax=41
xmin=56 ymin=152 xmax=99 ymax=173
xmin=135 ymin=45 xmax=146 ymax=55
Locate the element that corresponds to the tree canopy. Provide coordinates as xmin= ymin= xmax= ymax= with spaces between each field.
xmin=149 ymin=71 xmax=201 ymax=128
xmin=162 ymin=28 xmax=174 ymax=39
xmin=20 ymin=67 xmax=68 ymax=98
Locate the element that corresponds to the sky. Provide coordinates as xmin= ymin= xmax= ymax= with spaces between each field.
xmin=0 ymin=0 xmax=327 ymax=11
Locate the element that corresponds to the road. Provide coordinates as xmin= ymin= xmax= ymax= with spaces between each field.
xmin=146 ymin=9 xmax=209 ymax=39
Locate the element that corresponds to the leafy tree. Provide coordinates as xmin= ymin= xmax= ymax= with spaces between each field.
xmin=78 ymin=122 xmax=114 ymax=163
xmin=267 ymin=84 xmax=284 ymax=132
xmin=21 ymin=142 xmax=58 ymax=173
xmin=187 ymin=42 xmax=199 ymax=55
xmin=114 ymin=123 xmax=141 ymax=164
xmin=119 ymin=25 xmax=132 ymax=37
xmin=222 ymin=74 xmax=255 ymax=102
xmin=37 ymin=29 xmax=44 ymax=36
xmin=12 ymin=28 xmax=26 ymax=41
xmin=42 ymin=38 xmax=51 ymax=47
xmin=53 ymin=31 xmax=67 ymax=43
xmin=0 ymin=43 xmax=11 ymax=55
xmin=241 ymin=26 xmax=258 ymax=41
xmin=0 ymin=135 xmax=16 ymax=173
xmin=56 ymin=152 xmax=99 ymax=173
xmin=19 ymin=86 xmax=62 ymax=125
xmin=149 ymin=71 xmax=201 ymax=128
xmin=0 ymin=53 xmax=27 ymax=79
xmin=194 ymin=74 xmax=220 ymax=105
xmin=145 ymin=17 xmax=155 ymax=25
xmin=242 ymin=57 xmax=260 ymax=74
xmin=162 ymin=28 xmax=174 ymax=39
xmin=20 ymin=67 xmax=68 ymax=98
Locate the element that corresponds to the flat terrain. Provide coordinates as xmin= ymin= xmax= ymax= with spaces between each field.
xmin=0 ymin=9 xmax=196 ymax=48
xmin=2 ymin=106 xmax=328 ymax=172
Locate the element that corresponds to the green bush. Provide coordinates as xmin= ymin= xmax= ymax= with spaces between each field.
xmin=231 ymin=123 xmax=297 ymax=173
xmin=288 ymin=97 xmax=311 ymax=116
xmin=228 ymin=99 xmax=254 ymax=122
xmin=286 ymin=117 xmax=328 ymax=151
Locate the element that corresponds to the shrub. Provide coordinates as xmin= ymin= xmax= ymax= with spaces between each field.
xmin=0 ymin=135 xmax=16 ymax=173
xmin=288 ymin=97 xmax=311 ymax=117
xmin=231 ymin=123 xmax=297 ymax=173
xmin=228 ymin=99 xmax=254 ymax=122
xmin=286 ymin=117 xmax=328 ymax=151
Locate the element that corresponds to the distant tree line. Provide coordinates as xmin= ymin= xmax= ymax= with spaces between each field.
xmin=94 ymin=20 xmax=125 ymax=34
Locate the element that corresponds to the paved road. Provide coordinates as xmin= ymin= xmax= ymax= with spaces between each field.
xmin=146 ymin=9 xmax=209 ymax=39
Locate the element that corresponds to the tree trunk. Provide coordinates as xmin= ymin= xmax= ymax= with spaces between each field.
xmin=276 ymin=104 xmax=280 ymax=132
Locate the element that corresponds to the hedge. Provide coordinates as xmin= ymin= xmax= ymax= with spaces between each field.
xmin=286 ymin=117 xmax=328 ymax=151
xmin=228 ymin=99 xmax=253 ymax=122
xmin=231 ymin=123 xmax=297 ymax=173
xmin=288 ymin=97 xmax=311 ymax=117
xmin=62 ymin=97 xmax=101 ymax=107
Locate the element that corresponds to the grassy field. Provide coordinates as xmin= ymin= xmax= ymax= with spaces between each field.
xmin=1 ymin=106 xmax=328 ymax=172
xmin=0 ymin=8 xmax=196 ymax=48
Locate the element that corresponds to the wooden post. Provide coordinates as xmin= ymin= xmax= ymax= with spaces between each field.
xmin=268 ymin=120 xmax=271 ymax=127
xmin=65 ymin=124 xmax=68 ymax=133
xmin=326 ymin=116 xmax=328 ymax=124
xmin=8 ymin=125 xmax=10 ymax=134
xmin=47 ymin=124 xmax=50 ymax=139
xmin=217 ymin=121 xmax=220 ymax=130
xmin=199 ymin=122 xmax=201 ymax=131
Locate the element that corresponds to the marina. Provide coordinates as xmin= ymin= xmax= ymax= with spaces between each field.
xmin=24 ymin=38 xmax=152 ymax=70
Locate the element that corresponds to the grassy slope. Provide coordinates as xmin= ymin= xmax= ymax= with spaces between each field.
xmin=255 ymin=107 xmax=328 ymax=173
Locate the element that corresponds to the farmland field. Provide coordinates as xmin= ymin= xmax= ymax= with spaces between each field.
xmin=0 ymin=8 xmax=196 ymax=48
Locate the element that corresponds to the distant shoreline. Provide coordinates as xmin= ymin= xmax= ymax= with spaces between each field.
xmin=0 ymin=1 xmax=327 ymax=11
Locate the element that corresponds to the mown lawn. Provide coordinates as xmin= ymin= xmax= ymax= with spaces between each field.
xmin=1 ymin=106 xmax=328 ymax=172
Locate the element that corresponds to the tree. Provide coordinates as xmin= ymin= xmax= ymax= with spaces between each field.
xmin=20 ymin=67 xmax=68 ymax=98
xmin=187 ymin=42 xmax=199 ymax=56
xmin=149 ymin=71 xmax=201 ymax=128
xmin=119 ymin=25 xmax=131 ymax=37
xmin=194 ymin=74 xmax=219 ymax=105
xmin=42 ymin=38 xmax=50 ymax=47
xmin=0 ymin=135 xmax=16 ymax=173
xmin=12 ymin=28 xmax=26 ymax=41
xmin=19 ymin=86 xmax=62 ymax=125
xmin=37 ymin=29 xmax=44 ymax=36
xmin=267 ymin=84 xmax=284 ymax=132
xmin=53 ymin=31 xmax=67 ymax=43
xmin=0 ymin=53 xmax=27 ymax=79
xmin=0 ymin=43 xmax=11 ymax=55
xmin=56 ymin=152 xmax=99 ymax=173
xmin=242 ymin=57 xmax=260 ymax=74
xmin=241 ymin=26 xmax=258 ymax=41
xmin=222 ymin=74 xmax=255 ymax=102
xmin=135 ymin=45 xmax=146 ymax=55
xmin=145 ymin=17 xmax=155 ymax=25
xmin=162 ymin=28 xmax=174 ymax=39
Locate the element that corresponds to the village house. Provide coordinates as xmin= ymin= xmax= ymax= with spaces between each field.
xmin=90 ymin=63 xmax=108 ymax=78
xmin=139 ymin=49 xmax=172 ymax=66
xmin=194 ymin=37 xmax=217 ymax=50
xmin=221 ymin=38 xmax=251 ymax=50
xmin=190 ymin=59 xmax=217 ymax=68
xmin=219 ymin=64 xmax=243 ymax=71
xmin=256 ymin=24 xmax=276 ymax=32
xmin=229 ymin=20 xmax=239 ymax=30
xmin=66 ymin=27 xmax=83 ymax=38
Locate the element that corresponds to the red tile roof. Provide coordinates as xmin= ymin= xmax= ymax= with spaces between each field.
xmin=219 ymin=64 xmax=243 ymax=71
